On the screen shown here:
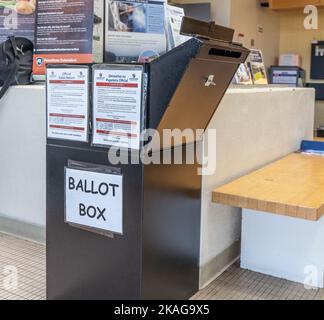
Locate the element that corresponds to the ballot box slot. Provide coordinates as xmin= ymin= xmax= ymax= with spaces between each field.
xmin=196 ymin=43 xmax=250 ymax=63
xmin=208 ymin=48 xmax=242 ymax=59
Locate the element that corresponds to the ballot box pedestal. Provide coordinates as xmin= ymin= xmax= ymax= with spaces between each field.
xmin=47 ymin=144 xmax=201 ymax=300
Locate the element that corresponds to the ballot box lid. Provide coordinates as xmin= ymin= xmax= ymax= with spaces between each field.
xmin=180 ymin=16 xmax=235 ymax=42
xmin=155 ymin=35 xmax=250 ymax=149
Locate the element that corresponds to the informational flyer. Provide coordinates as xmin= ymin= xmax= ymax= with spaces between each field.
xmin=233 ymin=63 xmax=253 ymax=85
xmin=247 ymin=49 xmax=268 ymax=85
xmin=92 ymin=66 xmax=143 ymax=150
xmin=46 ymin=67 xmax=89 ymax=142
xmin=93 ymin=0 xmax=104 ymax=63
xmin=0 ymin=0 xmax=36 ymax=43
xmin=105 ymin=0 xmax=167 ymax=63
xmin=34 ymin=0 xmax=94 ymax=75
xmin=165 ymin=4 xmax=189 ymax=50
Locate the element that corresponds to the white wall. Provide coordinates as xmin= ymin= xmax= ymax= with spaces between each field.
xmin=241 ymin=209 xmax=324 ymax=288
xmin=0 ymin=85 xmax=46 ymax=228
xmin=279 ymin=8 xmax=324 ymax=130
xmin=214 ymin=0 xmax=231 ymax=27
xmin=200 ymin=87 xmax=315 ymax=288
xmin=172 ymin=0 xmax=231 ymax=26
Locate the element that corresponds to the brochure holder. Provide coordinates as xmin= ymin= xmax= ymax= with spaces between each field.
xmin=46 ymin=23 xmax=249 ymax=300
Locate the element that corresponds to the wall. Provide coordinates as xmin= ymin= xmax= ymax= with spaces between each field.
xmin=230 ymin=0 xmax=281 ymax=68
xmin=279 ymin=8 xmax=324 ymax=129
xmin=241 ymin=209 xmax=324 ymax=288
xmin=0 ymin=85 xmax=46 ymax=242
xmin=171 ymin=0 xmax=231 ymax=26
xmin=173 ymin=0 xmax=280 ymax=68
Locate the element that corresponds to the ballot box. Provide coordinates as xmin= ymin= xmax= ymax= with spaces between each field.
xmin=46 ymin=20 xmax=249 ymax=300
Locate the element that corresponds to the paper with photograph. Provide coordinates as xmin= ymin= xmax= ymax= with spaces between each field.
xmin=105 ymin=0 xmax=167 ymax=63
xmin=165 ymin=4 xmax=190 ymax=50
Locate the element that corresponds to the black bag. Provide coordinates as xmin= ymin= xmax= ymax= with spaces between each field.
xmin=0 ymin=36 xmax=33 ymax=100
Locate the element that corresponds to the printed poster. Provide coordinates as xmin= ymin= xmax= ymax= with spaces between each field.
xmin=34 ymin=0 xmax=94 ymax=75
xmin=92 ymin=66 xmax=143 ymax=150
xmin=0 ymin=0 xmax=36 ymax=43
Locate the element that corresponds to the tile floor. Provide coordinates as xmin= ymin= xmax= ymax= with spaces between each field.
xmin=0 ymin=233 xmax=46 ymax=300
xmin=192 ymin=261 xmax=324 ymax=300
xmin=0 ymin=232 xmax=323 ymax=300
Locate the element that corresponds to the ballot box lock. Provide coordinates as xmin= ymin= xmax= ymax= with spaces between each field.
xmin=205 ymin=75 xmax=216 ymax=87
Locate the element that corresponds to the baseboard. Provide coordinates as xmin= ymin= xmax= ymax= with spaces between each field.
xmin=199 ymin=240 xmax=241 ymax=289
xmin=0 ymin=214 xmax=45 ymax=244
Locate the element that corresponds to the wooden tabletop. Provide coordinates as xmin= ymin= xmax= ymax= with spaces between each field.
xmin=212 ymin=153 xmax=324 ymax=221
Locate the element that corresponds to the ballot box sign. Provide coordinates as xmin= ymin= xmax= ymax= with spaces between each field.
xmin=65 ymin=168 xmax=123 ymax=234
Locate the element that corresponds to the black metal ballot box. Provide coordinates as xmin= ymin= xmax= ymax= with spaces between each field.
xmin=46 ymin=21 xmax=249 ymax=300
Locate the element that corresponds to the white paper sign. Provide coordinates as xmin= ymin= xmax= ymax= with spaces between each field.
xmin=47 ymin=68 xmax=89 ymax=142
xmin=92 ymin=68 xmax=143 ymax=149
xmin=65 ymin=168 xmax=123 ymax=234
xmin=165 ymin=5 xmax=190 ymax=49
xmin=272 ymin=70 xmax=298 ymax=86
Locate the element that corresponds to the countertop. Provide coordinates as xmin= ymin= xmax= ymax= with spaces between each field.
xmin=212 ymin=153 xmax=324 ymax=221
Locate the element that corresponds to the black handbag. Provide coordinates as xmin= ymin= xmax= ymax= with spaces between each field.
xmin=0 ymin=36 xmax=33 ymax=100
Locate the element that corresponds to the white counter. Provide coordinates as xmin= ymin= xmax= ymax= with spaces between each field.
xmin=0 ymin=85 xmax=315 ymax=281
